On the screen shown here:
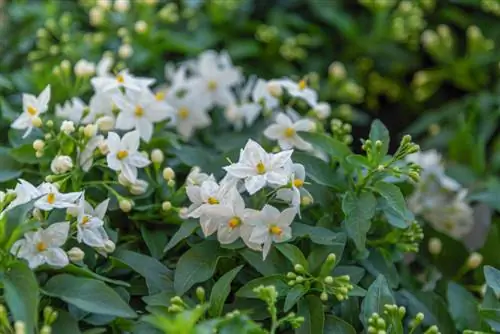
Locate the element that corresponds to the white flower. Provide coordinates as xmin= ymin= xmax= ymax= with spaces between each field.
xmin=60 ymin=120 xmax=75 ymax=134
xmin=76 ymin=198 xmax=110 ymax=248
xmin=114 ymin=0 xmax=130 ymax=12
xmin=224 ymin=139 xmax=293 ymax=194
xmin=203 ymin=189 xmax=261 ymax=250
xmin=105 ymin=131 xmax=151 ymax=183
xmin=252 ymin=79 xmax=279 ymax=109
xmin=11 ymin=222 xmax=70 ymax=269
xmin=79 ymin=135 xmax=104 ymax=172
xmin=167 ymin=92 xmax=211 ymax=139
xmin=12 ymin=85 xmax=51 ymax=138
xmin=35 ymin=183 xmax=82 ymax=211
xmin=191 ymin=50 xmax=242 ymax=108
xmin=74 ymin=59 xmax=96 ymax=77
xmin=81 ymin=92 xmax=116 ymax=125
xmin=264 ymin=113 xmax=315 ymax=151
xmin=248 ymin=205 xmax=296 ymax=259
xmin=406 ymin=150 xmax=461 ymax=191
xmin=276 ymin=163 xmax=311 ymax=209
xmin=96 ymin=55 xmax=114 ymax=77
xmin=55 ymin=98 xmax=86 ymax=123
xmin=186 ymin=167 xmax=210 ymax=186
xmin=91 ymin=69 xmax=154 ymax=94
xmin=50 ymin=155 xmax=74 ymax=174
xmin=313 ymin=102 xmax=331 ymax=120
xmin=269 ymin=78 xmax=317 ymax=107
xmin=113 ymin=89 xmax=173 ymax=142
xmin=225 ymin=103 xmax=261 ymax=131
xmin=6 ymin=179 xmax=40 ymax=210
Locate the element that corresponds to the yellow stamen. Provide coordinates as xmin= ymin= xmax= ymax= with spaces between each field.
xmin=293 ymin=179 xmax=304 ymax=188
xmin=178 ymin=107 xmax=189 ymax=119
xmin=155 ymin=91 xmax=165 ymax=101
xmin=27 ymin=105 xmax=37 ymax=116
xmin=116 ymin=74 xmax=125 ymax=83
xmin=207 ymin=197 xmax=219 ymax=205
xmin=47 ymin=193 xmax=56 ymax=205
xmin=117 ymin=150 xmax=128 ymax=160
xmin=134 ymin=105 xmax=144 ymax=117
xmin=284 ymin=127 xmax=295 ymax=137
xmin=207 ymin=80 xmax=218 ymax=91
xmin=298 ymin=79 xmax=307 ymax=90
xmin=82 ymin=216 xmax=90 ymax=225
xmin=256 ymin=162 xmax=266 ymax=174
xmin=269 ymin=225 xmax=283 ymax=236
xmin=36 ymin=242 xmax=47 ymax=252
xmin=228 ymin=217 xmax=241 ymax=229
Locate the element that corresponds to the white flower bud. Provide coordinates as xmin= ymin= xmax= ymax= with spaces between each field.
xmin=118 ymin=44 xmax=133 ymax=59
xmin=35 ymin=151 xmax=44 ymax=158
xmin=162 ymin=201 xmax=172 ymax=211
xmin=33 ymin=139 xmax=45 ymax=151
xmin=50 ymin=155 xmax=74 ymax=174
xmin=96 ymin=0 xmax=111 ymax=9
xmin=66 ymin=206 xmax=79 ymax=217
xmin=466 ymin=252 xmax=483 ymax=269
xmin=266 ymin=81 xmax=282 ymax=98
xmin=151 ymin=149 xmax=164 ymax=164
xmin=179 ymin=207 xmax=189 ymax=219
xmin=83 ymin=124 xmax=97 ymax=138
xmin=96 ymin=116 xmax=115 ymax=131
xmin=32 ymin=208 xmax=44 ymax=221
xmin=163 ymin=167 xmax=175 ymax=181
xmin=428 ymin=237 xmax=442 ymax=255
xmin=67 ymin=247 xmax=85 ymax=262
xmin=129 ymin=179 xmax=149 ymax=195
xmin=328 ymin=61 xmax=346 ymax=79
xmin=90 ymin=7 xmax=104 ymax=26
xmin=60 ymin=60 xmax=71 ymax=71
xmin=74 ymin=59 xmax=96 ymax=77
xmin=60 ymin=120 xmax=75 ymax=134
xmin=119 ymin=199 xmax=133 ymax=212
xmin=0 ymin=190 xmax=5 ymax=204
xmin=114 ymin=0 xmax=130 ymax=12
xmin=118 ymin=172 xmax=131 ymax=187
xmin=31 ymin=116 xmax=42 ymax=128
xmin=104 ymin=240 xmax=116 ymax=253
xmin=134 ymin=20 xmax=148 ymax=34
xmin=301 ymin=196 xmax=313 ymax=206
xmin=313 ymin=102 xmax=331 ymax=120
xmin=14 ymin=321 xmax=25 ymax=334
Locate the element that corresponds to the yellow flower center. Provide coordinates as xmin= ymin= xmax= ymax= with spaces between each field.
xmin=207 ymin=197 xmax=219 ymax=205
xmin=228 ymin=217 xmax=241 ymax=229
xmin=207 ymin=80 xmax=218 ymax=91
xmin=269 ymin=225 xmax=283 ymax=236
xmin=293 ymin=179 xmax=304 ymax=188
xmin=117 ymin=150 xmax=128 ymax=160
xmin=82 ymin=216 xmax=90 ymax=225
xmin=36 ymin=241 xmax=47 ymax=252
xmin=134 ymin=105 xmax=144 ymax=117
xmin=178 ymin=107 xmax=189 ymax=120
xmin=284 ymin=127 xmax=295 ymax=137
xmin=47 ymin=193 xmax=56 ymax=204
xmin=256 ymin=162 xmax=266 ymax=174
xmin=155 ymin=91 xmax=165 ymax=101
xmin=116 ymin=74 xmax=125 ymax=83
xmin=298 ymin=79 xmax=307 ymax=90
xmin=27 ymin=105 xmax=37 ymax=116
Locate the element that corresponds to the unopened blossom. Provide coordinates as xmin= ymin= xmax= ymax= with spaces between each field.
xmin=269 ymin=78 xmax=318 ymax=106
xmin=167 ymin=92 xmax=212 ymax=139
xmin=12 ymin=85 xmax=51 ymax=138
xmin=313 ymin=102 xmax=331 ymax=120
xmin=60 ymin=120 xmax=75 ymax=134
xmin=55 ymin=98 xmax=86 ymax=123
xmin=186 ymin=167 xmax=210 ymax=186
xmin=276 ymin=163 xmax=311 ymax=209
xmin=224 ymin=139 xmax=293 ymax=194
xmin=105 ymin=131 xmax=150 ymax=183
xmin=129 ymin=179 xmax=149 ymax=195
xmin=264 ymin=112 xmax=315 ymax=150
xmin=113 ymin=89 xmax=173 ymax=142
xmin=248 ymin=205 xmax=296 ymax=259
xmin=11 ymin=222 xmax=70 ymax=269
xmin=76 ymin=197 xmax=110 ymax=248
xmin=35 ymin=183 xmax=82 ymax=211
xmin=74 ymin=59 xmax=96 ymax=77
xmin=50 ymin=155 xmax=74 ymax=174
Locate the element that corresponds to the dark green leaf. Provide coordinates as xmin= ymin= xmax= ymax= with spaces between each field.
xmin=284 ymin=284 xmax=308 ymax=312
xmin=360 ymin=275 xmax=395 ymax=326
xmin=141 ymin=225 xmax=168 ymax=259
xmin=480 ymin=308 xmax=500 ymax=332
xmin=323 ymin=315 xmax=356 ymax=334
xmin=369 ymin=120 xmax=390 ymax=157
xmin=361 ymin=249 xmax=399 ymax=289
xmin=447 ymin=282 xmax=481 ymax=331
xmin=275 ymin=244 xmax=308 ymax=270
xmin=296 ymin=295 xmax=324 ymax=334
xmin=0 ymin=147 xmax=22 ymax=182
xmin=292 ymin=222 xmax=346 ymax=246
xmin=372 ymin=182 xmax=412 ymax=228
xmin=299 ymin=132 xmax=351 ymax=161
xmin=209 ymin=265 xmax=243 ymax=317
xmin=51 ymin=311 xmax=82 ymax=334
xmin=342 ymin=191 xmax=377 ymax=252
xmin=163 ymin=220 xmax=199 ymax=253
xmin=236 ymin=275 xmax=288 ymax=299
xmin=293 ymin=152 xmax=346 ymax=190
xmin=484 ymin=266 xmax=500 ymax=297
xmin=240 ymin=248 xmax=288 ymax=276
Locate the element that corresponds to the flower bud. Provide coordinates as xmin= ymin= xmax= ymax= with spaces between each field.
xmin=134 ymin=20 xmax=148 ymax=34
xmin=98 ymin=141 xmax=109 ymax=155
xmin=74 ymin=59 xmax=96 ymax=77
xmin=151 ymin=149 xmax=164 ymax=164
xmin=196 ymin=286 xmax=205 ymax=302
xmin=67 ymin=247 xmax=85 ymax=262
xmin=294 ymin=264 xmax=305 ymax=273
xmin=89 ymin=7 xmax=104 ymax=26
xmin=266 ymin=81 xmax=282 ymax=98
xmin=96 ymin=116 xmax=115 ymax=131
xmin=119 ymin=199 xmax=133 ymax=213
xmin=114 ymin=0 xmax=130 ymax=12
xmin=104 ymin=240 xmax=116 ymax=253
xmin=313 ymin=102 xmax=331 ymax=120
xmin=428 ymin=237 xmax=442 ymax=255
xmin=301 ymin=195 xmax=313 ymax=206
xmin=324 ymin=276 xmax=334 ymax=284
xmin=178 ymin=207 xmax=189 ymax=219
xmin=130 ymin=179 xmax=149 ymax=195
xmin=33 ymin=139 xmax=45 ymax=151
xmin=14 ymin=321 xmax=25 ymax=334
xmin=83 ymin=124 xmax=97 ymax=138
xmin=163 ymin=167 xmax=175 ymax=181
xmin=50 ymin=155 xmax=74 ymax=174
xmin=320 ymin=292 xmax=328 ymax=301
xmin=162 ymin=201 xmax=172 ymax=211
xmin=118 ymin=172 xmax=131 ymax=187
xmin=60 ymin=120 xmax=75 ymax=134
xmin=118 ymin=44 xmax=133 ymax=59
xmin=31 ymin=116 xmax=42 ymax=128
xmin=466 ymin=252 xmax=483 ymax=269
xmin=328 ymin=61 xmax=346 ymax=79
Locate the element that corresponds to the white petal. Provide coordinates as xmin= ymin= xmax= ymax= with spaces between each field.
xmin=44 ymin=248 xmax=69 ymax=268
xmin=122 ymin=130 xmax=140 ymax=152
xmin=263 ymin=124 xmax=285 ymax=140
xmin=245 ymin=175 xmax=267 ymax=195
xmin=44 ymin=222 xmax=70 ymax=247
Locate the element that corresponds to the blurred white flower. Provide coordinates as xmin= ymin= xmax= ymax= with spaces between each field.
xmin=264 ymin=112 xmax=315 ymax=150
xmin=6 ymin=179 xmax=40 ymax=210
xmin=186 ymin=167 xmax=210 ymax=186
xmin=74 ymin=59 xmax=96 ymax=77
xmin=313 ymin=102 xmax=331 ymax=120
xmin=276 ymin=163 xmax=311 ymax=210
xmin=60 ymin=120 xmax=75 ymax=134
xmin=50 ymin=155 xmax=74 ymax=175
xmin=79 ymin=135 xmax=104 ymax=172
xmin=253 ymin=79 xmax=279 ymax=109
xmin=225 ymin=103 xmax=260 ymax=131
xmin=82 ymin=92 xmax=116 ymax=125
xmin=76 ymin=197 xmax=110 ymax=248
xmin=269 ymin=78 xmax=317 ymax=106
xmin=167 ymin=92 xmax=211 ymax=139
xmin=12 ymin=85 xmax=51 ymax=138
xmin=91 ymin=69 xmax=154 ymax=93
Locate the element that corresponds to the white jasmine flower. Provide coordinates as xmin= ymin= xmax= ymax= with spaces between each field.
xmin=96 ymin=55 xmax=114 ymax=77
xmin=186 ymin=167 xmax=210 ymax=186
xmin=276 ymin=163 xmax=311 ymax=209
xmin=81 ymin=92 xmax=116 ymax=125
xmin=225 ymin=103 xmax=261 ymax=131
xmin=113 ymin=89 xmax=173 ymax=142
xmin=50 ymin=155 xmax=74 ymax=175
xmin=105 ymin=131 xmax=151 ymax=183
xmin=191 ymin=50 xmax=242 ymax=108
xmin=168 ymin=92 xmax=211 ymax=139
xmin=269 ymin=78 xmax=318 ymax=107
xmin=79 ymin=135 xmax=104 ymax=172
xmin=252 ymin=79 xmax=279 ymax=109
xmin=76 ymin=198 xmax=110 ymax=248
xmin=263 ymin=112 xmax=315 ymax=150
xmin=60 ymin=120 xmax=75 ymax=134
xmin=35 ymin=183 xmax=82 ymax=211
xmin=248 ymin=205 xmax=296 ymax=259
xmin=55 ymin=98 xmax=86 ymax=123
xmin=12 ymin=85 xmax=51 ymax=138
xmin=224 ymin=139 xmax=293 ymax=195
xmin=91 ymin=69 xmax=154 ymax=93
xmin=6 ymin=179 xmax=41 ymax=210
xmin=11 ymin=222 xmax=70 ymax=269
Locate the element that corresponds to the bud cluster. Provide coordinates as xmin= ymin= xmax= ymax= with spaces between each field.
xmin=390 ymin=1 xmax=427 ymax=49
xmin=327 ymin=61 xmax=365 ymax=104
xmin=368 ymin=304 xmax=440 ymax=334
xmin=330 ymin=118 xmax=353 ymax=145
xmin=396 ymin=221 xmax=424 ymax=253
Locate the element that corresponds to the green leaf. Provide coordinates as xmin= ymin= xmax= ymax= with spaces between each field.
xmin=299 ymin=132 xmax=351 ymax=161
xmin=292 ymin=222 xmax=346 ymax=246
xmin=209 ymin=265 xmax=243 ymax=317
xmin=43 ymin=274 xmax=136 ymax=318
xmin=0 ymin=199 xmax=35 ymax=248
xmin=342 ymin=191 xmax=377 ymax=252
xmin=275 ymin=244 xmax=308 ymax=270
xmin=292 ymin=152 xmax=346 ymax=190
xmin=163 ymin=220 xmax=199 ymax=253
xmin=10 ymin=143 xmax=49 ymax=164
xmin=3 ymin=262 xmax=39 ymax=334
xmin=112 ymin=249 xmax=173 ymax=294
xmin=484 ymin=266 xmax=500 ymax=296
xmin=372 ymin=182 xmax=412 ymax=228
xmin=479 ymin=308 xmax=500 ymax=332
xmin=323 ymin=315 xmax=356 ymax=334
xmin=369 ymin=119 xmax=390 ymax=158
xmin=307 ymin=242 xmax=346 ymax=275
xmin=60 ymin=264 xmax=130 ymax=287
xmin=360 ymin=275 xmax=395 ymax=327
xmin=296 ymin=295 xmax=324 ymax=334
xmin=0 ymin=147 xmax=22 ymax=182
xmin=51 ymin=311 xmax=82 ymax=334
xmin=240 ymin=248 xmax=288 ymax=276
xmin=141 ymin=225 xmax=168 ymax=259
xmin=236 ymin=275 xmax=289 ymax=299
xmin=284 ymin=284 xmax=308 ymax=312
xmin=174 ymin=240 xmax=229 ymax=295
xmin=447 ymin=282 xmax=482 ymax=331
xmin=361 ymin=249 xmax=399 ymax=289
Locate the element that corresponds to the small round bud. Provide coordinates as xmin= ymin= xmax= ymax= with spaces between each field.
xmin=31 ymin=116 xmax=42 ymax=128
xmin=67 ymin=247 xmax=85 ymax=262
xmin=50 ymin=155 xmax=74 ymax=174
xmin=327 ymin=253 xmax=336 ymax=263
xmin=328 ymin=61 xmax=346 ymax=79
xmin=151 ymin=149 xmax=164 ymax=164
xmin=377 ymin=165 xmax=385 ymax=171
xmin=60 ymin=120 xmax=75 ymax=134
xmin=301 ymin=195 xmax=313 ymax=206
xmin=35 ymin=151 xmax=44 ymax=158
xmin=96 ymin=116 xmax=115 ymax=131
xmin=162 ymin=201 xmax=172 ymax=211
xmin=83 ymin=124 xmax=97 ymax=138
xmin=295 ymin=276 xmax=304 ymax=283
xmin=130 ymin=179 xmax=149 ymax=195
xmin=114 ymin=0 xmax=130 ymax=12
xmin=163 ymin=167 xmax=175 ymax=181
xmin=287 ymin=272 xmax=296 ymax=279
xmin=98 ymin=141 xmax=109 ymax=155
xmin=320 ymin=292 xmax=328 ymax=301
xmin=428 ymin=237 xmax=442 ymax=255
xmin=266 ymin=81 xmax=283 ymax=98
xmin=415 ymin=312 xmax=424 ymax=322
xmin=104 ymin=240 xmax=116 ymax=253
xmin=119 ymin=199 xmax=133 ymax=213
xmin=196 ymin=286 xmax=205 ymax=301
xmin=167 ymin=179 xmax=176 ymax=187
xmin=14 ymin=321 xmax=26 ymax=334
xmin=33 ymin=139 xmax=45 ymax=151
xmin=324 ymin=276 xmax=334 ymax=284
xmin=118 ymin=44 xmax=133 ymax=59
xmin=466 ymin=252 xmax=483 ymax=269
xmin=178 ymin=207 xmax=189 ymax=219
xmin=134 ymin=20 xmax=148 ymax=34
xmin=294 ymin=264 xmax=305 ymax=273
